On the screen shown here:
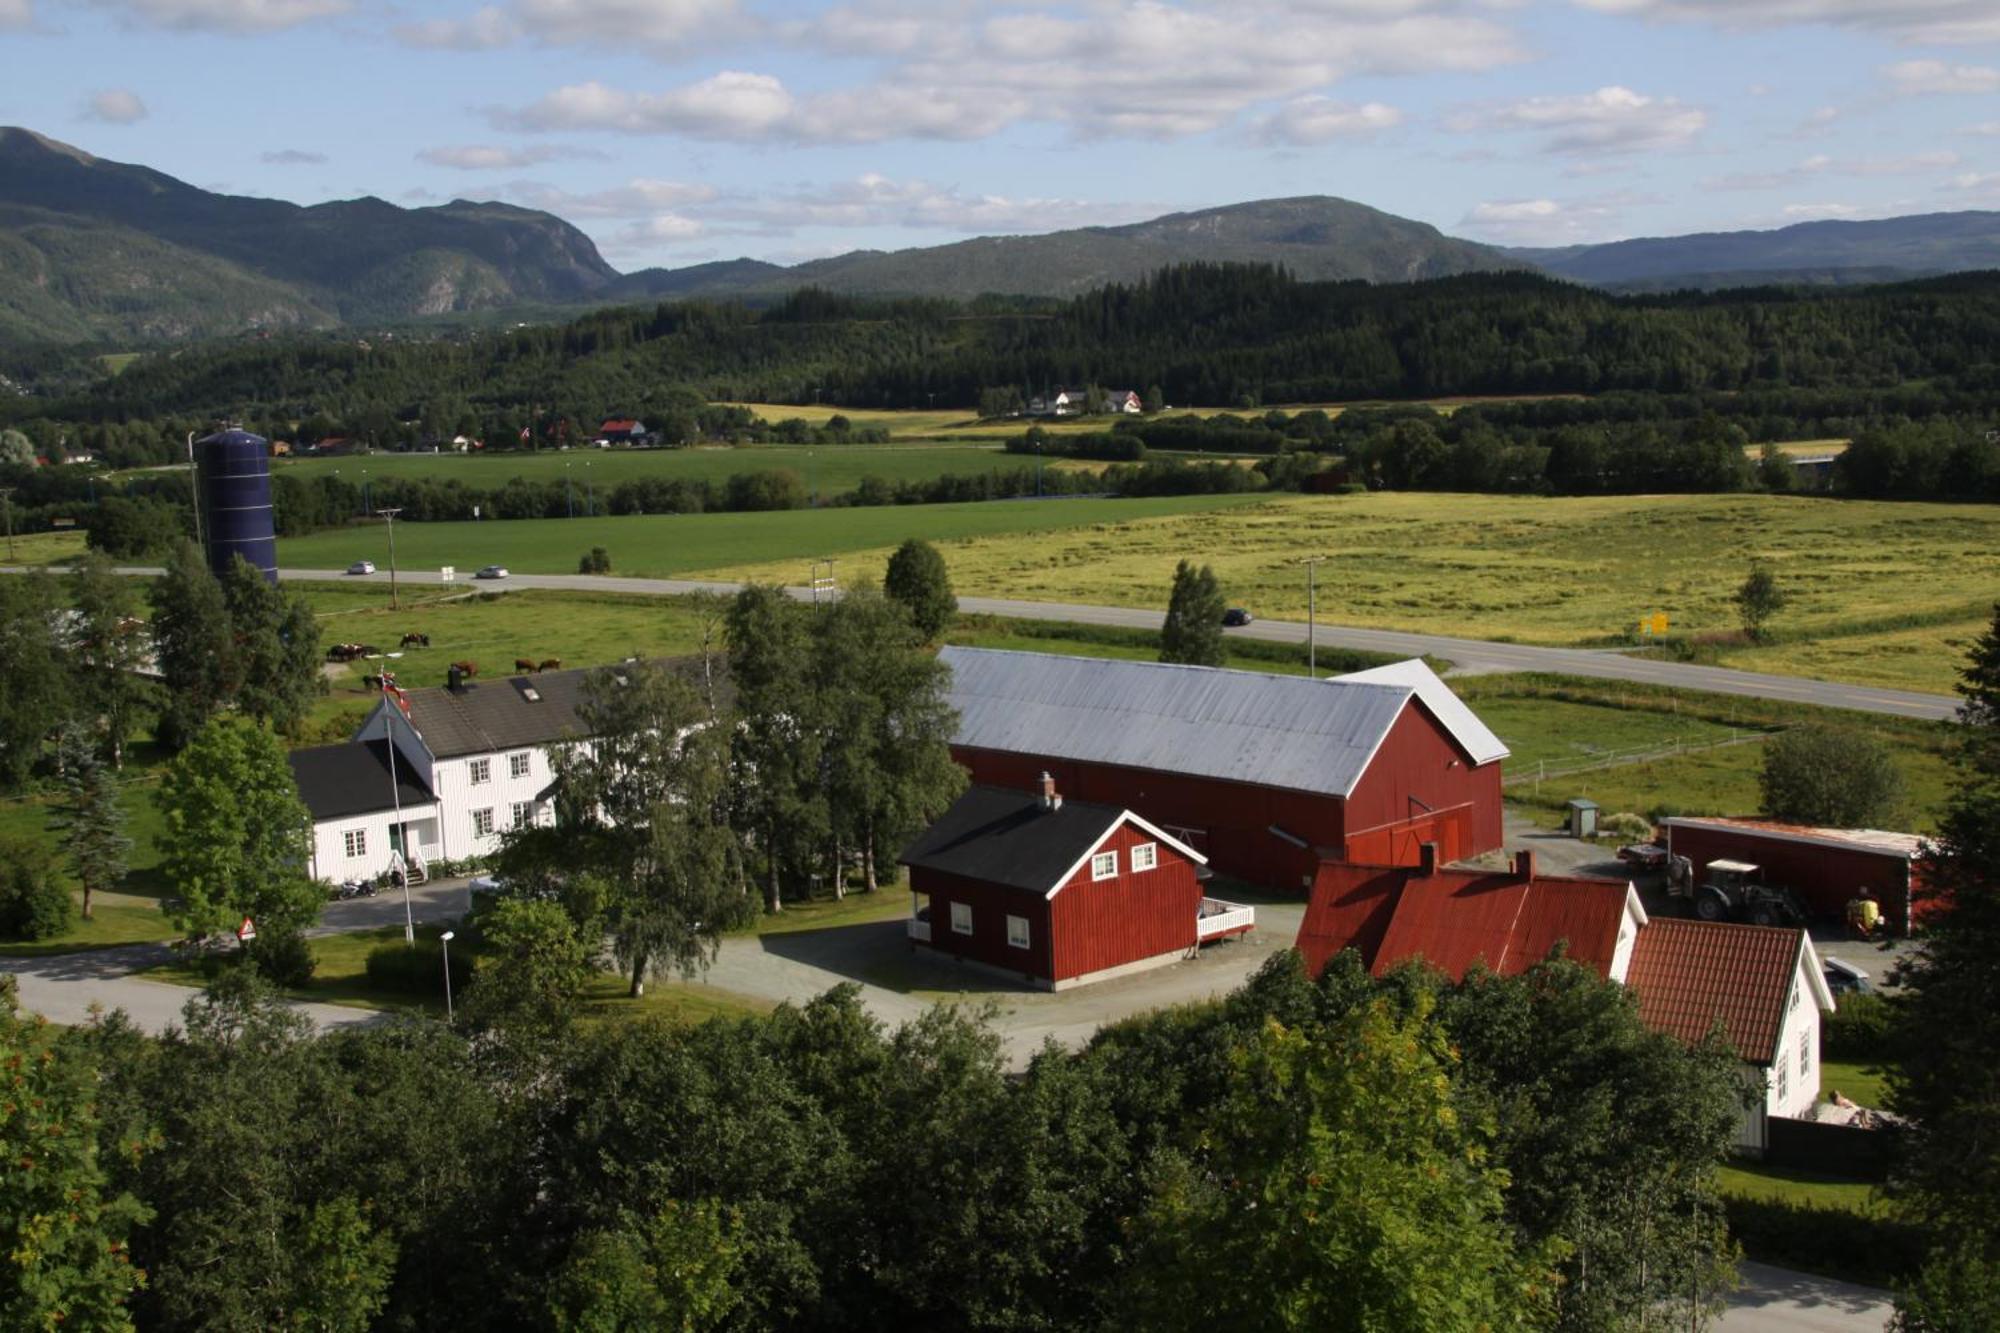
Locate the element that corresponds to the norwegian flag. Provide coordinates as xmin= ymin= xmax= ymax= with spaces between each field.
xmin=379 ymin=671 xmax=411 ymax=717
xmin=519 ymin=425 xmax=531 ymax=441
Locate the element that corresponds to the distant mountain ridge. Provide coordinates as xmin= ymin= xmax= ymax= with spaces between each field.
xmin=1508 ymin=211 xmax=2000 ymax=289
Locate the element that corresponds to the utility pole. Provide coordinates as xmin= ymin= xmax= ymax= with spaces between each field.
xmin=1303 ymin=557 xmax=1324 ymax=677
xmin=376 ymin=507 xmax=402 ymax=609
xmin=0 ymin=487 xmax=14 ymax=562
xmin=565 ymin=462 xmax=574 ymax=519
xmin=185 ymin=431 xmax=204 ymax=555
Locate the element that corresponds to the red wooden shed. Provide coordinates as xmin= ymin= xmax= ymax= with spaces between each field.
xmin=941 ymin=648 xmax=1509 ymax=893
xmin=900 ymin=777 xmax=1253 ymax=990
xmin=1661 ymin=817 xmax=1927 ymax=935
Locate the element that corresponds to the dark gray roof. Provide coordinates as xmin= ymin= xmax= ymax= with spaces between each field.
xmin=398 ymin=668 xmax=593 ymax=758
xmin=290 ymin=741 xmax=436 ymax=821
xmin=899 ymin=786 xmax=1125 ymax=894
xmin=941 ymin=646 xmax=1504 ymax=799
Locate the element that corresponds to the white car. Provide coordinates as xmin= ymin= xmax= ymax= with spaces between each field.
xmin=475 ymin=564 xmax=509 ymax=580
xmin=346 ymin=560 xmax=376 ymax=575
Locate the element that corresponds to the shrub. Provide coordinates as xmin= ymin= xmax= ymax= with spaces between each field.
xmin=364 ymin=939 xmax=476 ymax=997
xmin=1760 ymin=724 xmax=1907 ymax=827
xmin=1723 ymin=1195 xmax=1922 ymax=1289
xmin=1824 ymin=991 xmax=1897 ymax=1062
xmin=578 ymin=546 xmax=612 ymax=575
xmin=248 ymin=925 xmax=316 ymax=986
xmin=1597 ymin=811 xmax=1653 ymax=841
xmin=0 ymin=838 xmax=74 ymax=941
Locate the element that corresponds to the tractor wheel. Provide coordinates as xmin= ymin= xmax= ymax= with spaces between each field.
xmin=1695 ymin=892 xmax=1727 ymax=922
xmin=1750 ymin=905 xmax=1777 ymax=927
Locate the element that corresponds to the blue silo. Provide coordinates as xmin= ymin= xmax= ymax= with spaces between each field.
xmin=196 ymin=428 xmax=278 ymax=583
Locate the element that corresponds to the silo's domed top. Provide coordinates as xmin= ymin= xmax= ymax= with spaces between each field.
xmin=196 ymin=428 xmax=269 ymax=449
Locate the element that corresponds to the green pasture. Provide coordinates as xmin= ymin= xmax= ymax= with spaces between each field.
xmin=270 ymin=441 xmax=1024 ymax=495
xmin=276 ymin=492 xmax=1266 ymax=581
xmin=691 ymin=491 xmax=2000 ymax=695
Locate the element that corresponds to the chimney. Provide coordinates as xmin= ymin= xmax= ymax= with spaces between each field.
xmin=1417 ymin=842 xmax=1438 ymax=876
xmin=1514 ymin=849 xmax=1536 ymax=881
xmin=447 ymin=665 xmax=464 ymax=693
xmin=1038 ymin=770 xmax=1062 ymax=811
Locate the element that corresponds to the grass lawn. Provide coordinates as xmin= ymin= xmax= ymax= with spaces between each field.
xmin=0 ymin=892 xmax=174 ymax=957
xmin=1717 ymin=1163 xmax=1887 ymax=1214
xmin=687 ymin=491 xmax=2000 ymax=694
xmin=271 ymin=441 xmax=1024 ymax=496
xmin=0 ymin=774 xmax=171 ymax=898
xmin=1473 ymin=693 xmax=1749 ymax=775
xmin=731 ymin=890 xmax=912 ymax=938
xmin=276 ymin=492 xmax=1266 ymax=581
xmin=0 ymin=529 xmax=90 ymax=566
xmin=1819 ymin=1058 xmax=1893 ymax=1111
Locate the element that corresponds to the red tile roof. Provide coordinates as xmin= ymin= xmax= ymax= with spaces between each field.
xmin=1296 ymin=862 xmax=1633 ymax=982
xmin=1623 ymin=918 xmax=1803 ymax=1065
xmin=599 ymin=419 xmax=641 ymax=432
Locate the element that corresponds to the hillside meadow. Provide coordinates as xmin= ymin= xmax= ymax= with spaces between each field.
xmin=685 ymin=491 xmax=2000 ymax=695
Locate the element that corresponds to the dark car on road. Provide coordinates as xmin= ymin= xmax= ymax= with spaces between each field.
xmin=1222 ymin=608 xmax=1254 ymax=627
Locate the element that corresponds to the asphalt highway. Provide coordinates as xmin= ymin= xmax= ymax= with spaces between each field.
xmin=284 ymin=565 xmax=1963 ymax=722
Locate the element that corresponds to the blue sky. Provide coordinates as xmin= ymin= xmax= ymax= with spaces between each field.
xmin=4 ymin=0 xmax=1997 ymax=271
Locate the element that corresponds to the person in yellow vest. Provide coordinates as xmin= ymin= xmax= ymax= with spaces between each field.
xmin=1847 ymin=888 xmax=1882 ymax=939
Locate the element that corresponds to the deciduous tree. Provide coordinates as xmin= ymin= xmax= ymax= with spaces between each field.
xmin=882 ymin=539 xmax=956 ymax=641
xmin=1159 ymin=559 xmax=1225 ymax=667
xmin=1734 ymin=563 xmax=1788 ymax=642
xmin=0 ymin=569 xmax=69 ymax=789
xmin=67 ymin=550 xmax=154 ymax=768
xmin=220 ymin=554 xmax=323 ymax=737
xmin=149 ymin=542 xmax=238 ymax=751
xmin=155 ymin=717 xmax=318 ymax=942
xmin=1760 ymin=723 xmax=1907 ymax=827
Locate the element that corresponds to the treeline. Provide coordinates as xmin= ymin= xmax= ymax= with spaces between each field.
xmin=9 ymin=264 xmax=2000 ymax=444
xmin=13 ymin=943 xmax=1749 ymax=1331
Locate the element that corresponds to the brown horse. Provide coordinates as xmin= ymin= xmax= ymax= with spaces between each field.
xmin=450 ymin=660 xmax=479 ymax=678
xmin=537 ymin=658 xmax=562 ymax=672
xmin=400 ymin=632 xmax=430 ymax=649
xmin=514 ymin=658 xmax=537 ymax=673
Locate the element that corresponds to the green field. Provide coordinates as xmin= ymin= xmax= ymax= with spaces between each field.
xmin=270 ymin=441 xmax=1026 ymax=495
xmin=690 ymin=492 xmax=2000 ymax=695
xmin=276 ymin=492 xmax=1266 ymax=581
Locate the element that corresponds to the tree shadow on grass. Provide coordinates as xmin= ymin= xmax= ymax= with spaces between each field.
xmin=753 ymin=918 xmax=1041 ymax=1000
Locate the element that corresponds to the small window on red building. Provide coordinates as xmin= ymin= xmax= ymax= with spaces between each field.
xmin=1091 ymin=850 xmax=1118 ymax=881
xmin=950 ymin=901 xmax=973 ymax=936
xmin=1006 ymin=915 xmax=1030 ymax=950
xmin=1130 ymin=842 xmax=1158 ymax=872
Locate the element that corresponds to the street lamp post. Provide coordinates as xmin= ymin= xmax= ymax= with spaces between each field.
xmin=584 ymin=461 xmax=594 ymax=517
xmin=440 ymin=930 xmax=456 ymax=1019
xmin=1303 ymin=557 xmax=1324 ymax=677
xmin=376 ymin=507 xmax=403 ymax=609
xmin=565 ymin=462 xmax=574 ymax=519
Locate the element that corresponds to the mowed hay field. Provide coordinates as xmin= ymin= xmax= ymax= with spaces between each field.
xmin=276 ymin=493 xmax=1267 ymax=581
xmin=270 ymin=442 xmax=1021 ymax=492
xmin=688 ymin=492 xmax=2000 ymax=695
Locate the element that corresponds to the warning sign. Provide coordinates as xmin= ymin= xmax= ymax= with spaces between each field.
xmin=236 ymin=917 xmax=257 ymax=942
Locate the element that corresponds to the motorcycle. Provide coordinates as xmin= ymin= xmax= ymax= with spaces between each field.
xmin=337 ymin=878 xmax=379 ymax=901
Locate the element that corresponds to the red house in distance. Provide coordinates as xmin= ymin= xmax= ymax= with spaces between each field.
xmin=901 ymin=775 xmax=1254 ymax=990
xmin=941 ymin=648 xmax=1509 ymax=892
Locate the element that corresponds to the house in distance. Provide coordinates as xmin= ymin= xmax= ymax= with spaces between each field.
xmin=900 ymin=774 xmax=1254 ymax=990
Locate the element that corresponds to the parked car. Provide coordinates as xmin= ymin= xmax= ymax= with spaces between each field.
xmin=1616 ymin=842 xmax=1669 ymax=870
xmin=1823 ymin=957 xmax=1874 ymax=996
xmin=346 ymin=560 xmax=375 ymax=575
xmin=1221 ymin=607 xmax=1254 ymax=627
xmin=475 ymin=564 xmax=509 ymax=580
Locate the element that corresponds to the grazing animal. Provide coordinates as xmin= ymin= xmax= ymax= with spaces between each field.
xmin=360 ymin=673 xmax=382 ymax=689
xmin=451 ymin=660 xmax=479 ymax=679
xmin=538 ymin=658 xmax=562 ymax=672
xmin=327 ymin=642 xmax=368 ymax=662
xmin=358 ymin=644 xmax=380 ymax=657
xmin=400 ymin=632 xmax=430 ymax=649
xmin=514 ymin=658 xmax=537 ymax=674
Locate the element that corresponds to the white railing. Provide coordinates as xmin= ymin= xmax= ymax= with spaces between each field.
xmin=907 ymin=918 xmax=932 ymax=943
xmin=1197 ymin=898 xmax=1255 ymax=940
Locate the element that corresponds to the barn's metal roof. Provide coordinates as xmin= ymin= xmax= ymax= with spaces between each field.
xmin=1661 ymin=816 xmax=1923 ymax=860
xmin=1330 ymin=658 xmax=1510 ymax=765
xmin=939 ymin=647 xmax=1503 ymax=799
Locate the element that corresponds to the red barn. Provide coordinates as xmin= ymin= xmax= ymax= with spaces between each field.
xmin=940 ymin=648 xmax=1508 ymax=892
xmin=900 ymin=777 xmax=1253 ymax=990
xmin=1661 ymin=817 xmax=1927 ymax=935
xmin=1296 ymin=848 xmax=1648 ymax=983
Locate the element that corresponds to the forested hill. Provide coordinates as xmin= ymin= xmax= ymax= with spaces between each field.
xmin=0 ymin=127 xmax=617 ymax=341
xmin=14 ymin=264 xmax=2000 ymax=439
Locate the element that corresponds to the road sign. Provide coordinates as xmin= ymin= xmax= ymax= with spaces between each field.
xmin=236 ymin=917 xmax=257 ymax=942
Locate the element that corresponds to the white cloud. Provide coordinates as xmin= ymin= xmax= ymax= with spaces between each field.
xmin=395 ymin=0 xmax=739 ymax=51
xmin=261 ymin=147 xmax=325 ymax=164
xmin=494 ymin=0 xmax=1523 ymax=144
xmin=1571 ymin=1 xmax=2000 ymax=46
xmin=1458 ymin=191 xmax=1656 ymax=244
xmin=395 ymin=5 xmax=517 ymax=49
xmin=1945 ymin=171 xmax=2000 ymax=199
xmin=703 ymin=174 xmax=1162 ymax=235
xmin=597 ymin=214 xmax=709 ymax=258
xmin=1963 ymin=121 xmax=2000 ymax=136
xmin=1778 ymin=202 xmax=1864 ymax=220
xmin=81 ymin=88 xmax=148 ymax=123
xmin=1883 ymin=60 xmax=2000 ymax=95
xmin=82 ymin=0 xmax=349 ymax=32
xmin=415 ymin=143 xmax=608 ymax=169
xmin=488 ymin=177 xmax=719 ymax=218
xmin=1706 ymin=150 xmax=1960 ymax=190
xmin=1256 ymin=97 xmax=1402 ymax=145
xmin=1448 ymin=86 xmax=1705 ymax=155
xmin=0 ymin=0 xmax=32 ymax=29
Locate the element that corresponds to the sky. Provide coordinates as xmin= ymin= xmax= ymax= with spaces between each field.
xmin=3 ymin=0 xmax=1998 ymax=272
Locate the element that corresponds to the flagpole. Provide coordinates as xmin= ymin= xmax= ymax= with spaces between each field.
xmin=382 ymin=676 xmax=414 ymax=945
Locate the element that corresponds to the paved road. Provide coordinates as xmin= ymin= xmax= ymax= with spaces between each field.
xmin=1717 ymin=1262 xmax=1892 ymax=1332
xmin=5 ymin=563 xmax=1959 ymax=719
xmin=293 ymin=566 xmax=1960 ymax=721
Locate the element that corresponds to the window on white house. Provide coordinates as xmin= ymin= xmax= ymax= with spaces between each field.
xmin=1775 ymin=1062 xmax=1789 ymax=1103
xmin=510 ymin=801 xmax=532 ymax=829
xmin=1007 ymin=915 xmax=1030 ymax=950
xmin=472 ymin=808 xmax=495 ymax=837
xmin=1091 ymin=850 xmax=1118 ymax=881
xmin=343 ymin=828 xmax=366 ymax=858
xmin=1799 ymin=1028 xmax=1811 ymax=1077
xmin=509 ymin=752 xmax=531 ymax=779
xmin=950 ymin=901 xmax=973 ymax=936
xmin=1130 ymin=841 xmax=1158 ymax=872
xmin=469 ymin=758 xmax=491 ymax=785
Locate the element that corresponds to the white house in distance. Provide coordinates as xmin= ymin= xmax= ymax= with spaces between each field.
xmin=294 ymin=667 xmax=598 ymax=882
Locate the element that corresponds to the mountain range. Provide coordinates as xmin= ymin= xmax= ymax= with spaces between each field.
xmin=4 ymin=126 xmax=1999 ymax=347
